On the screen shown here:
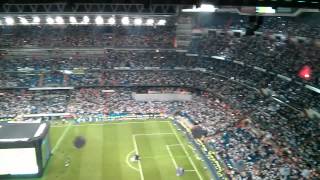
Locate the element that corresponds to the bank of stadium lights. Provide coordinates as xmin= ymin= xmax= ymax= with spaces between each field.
xmin=69 ymin=16 xmax=77 ymax=24
xmin=82 ymin=16 xmax=90 ymax=24
xmin=157 ymin=19 xmax=166 ymax=26
xmin=182 ymin=4 xmax=217 ymax=12
xmin=19 ymin=17 xmax=28 ymax=25
xmin=46 ymin=17 xmax=54 ymax=24
xmin=95 ymin=16 xmax=104 ymax=25
xmin=256 ymin=7 xmax=276 ymax=14
xmin=146 ymin=18 xmax=154 ymax=26
xmin=121 ymin=17 xmax=130 ymax=25
xmin=5 ymin=17 xmax=15 ymax=25
xmin=55 ymin=16 xmax=64 ymax=24
xmin=108 ymin=17 xmax=116 ymax=25
xmin=32 ymin=16 xmax=41 ymax=24
xmin=133 ymin=18 xmax=142 ymax=26
xmin=0 ymin=16 xmax=167 ymax=26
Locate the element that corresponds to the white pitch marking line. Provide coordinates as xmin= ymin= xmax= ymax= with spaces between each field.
xmin=132 ymin=132 xmax=175 ymax=180
xmin=52 ymin=123 xmax=72 ymax=153
xmin=166 ymin=145 xmax=178 ymax=169
xmin=52 ymin=120 xmax=170 ymax=127
xmin=126 ymin=150 xmax=140 ymax=172
xmin=133 ymin=133 xmax=174 ymax=137
xmin=132 ymin=135 xmax=145 ymax=180
xmin=143 ymin=155 xmax=186 ymax=159
xmin=167 ymin=144 xmax=182 ymax=147
xmin=185 ymin=170 xmax=196 ymax=172
xmin=168 ymin=122 xmax=204 ymax=180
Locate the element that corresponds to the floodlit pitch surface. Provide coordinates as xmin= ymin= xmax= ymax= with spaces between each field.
xmin=11 ymin=120 xmax=211 ymax=180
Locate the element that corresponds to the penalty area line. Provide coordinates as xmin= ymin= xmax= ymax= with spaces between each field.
xmin=166 ymin=145 xmax=197 ymax=173
xmin=132 ymin=135 xmax=145 ymax=180
xmin=168 ymin=122 xmax=204 ymax=180
xmin=132 ymin=133 xmax=175 ymax=180
xmin=166 ymin=145 xmax=178 ymax=169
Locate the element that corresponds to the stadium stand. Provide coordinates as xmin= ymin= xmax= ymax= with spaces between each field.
xmin=0 ymin=11 xmax=319 ymax=179
xmin=0 ymin=26 xmax=175 ymax=48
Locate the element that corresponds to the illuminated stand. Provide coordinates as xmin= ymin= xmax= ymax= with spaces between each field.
xmin=0 ymin=122 xmax=51 ymax=178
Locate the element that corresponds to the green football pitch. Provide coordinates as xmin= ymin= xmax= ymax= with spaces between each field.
xmin=11 ymin=120 xmax=212 ymax=180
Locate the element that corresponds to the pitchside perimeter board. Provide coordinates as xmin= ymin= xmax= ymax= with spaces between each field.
xmin=0 ymin=122 xmax=51 ymax=178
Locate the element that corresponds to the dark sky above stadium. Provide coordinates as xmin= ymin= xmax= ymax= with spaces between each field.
xmin=1 ymin=0 xmax=319 ymax=8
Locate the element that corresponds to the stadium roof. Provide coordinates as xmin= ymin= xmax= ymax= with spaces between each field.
xmin=0 ymin=0 xmax=319 ymax=9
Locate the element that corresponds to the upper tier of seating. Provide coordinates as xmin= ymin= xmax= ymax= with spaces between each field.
xmin=0 ymin=26 xmax=175 ymax=48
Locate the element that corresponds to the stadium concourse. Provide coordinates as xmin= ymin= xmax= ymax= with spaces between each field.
xmin=0 ymin=12 xmax=319 ymax=180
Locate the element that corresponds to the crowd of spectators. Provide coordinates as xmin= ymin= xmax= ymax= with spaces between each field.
xmin=1 ymin=50 xmax=318 ymax=111
xmin=0 ymin=64 xmax=319 ymax=179
xmin=193 ymin=31 xmax=319 ymax=85
xmin=0 ymin=82 xmax=318 ymax=179
xmin=0 ymin=13 xmax=319 ymax=179
xmin=0 ymin=26 xmax=175 ymax=48
xmin=0 ymin=90 xmax=69 ymax=117
xmin=260 ymin=16 xmax=320 ymax=38
xmin=198 ymin=13 xmax=320 ymax=39
xmin=0 ymin=51 xmax=194 ymax=71
xmin=1 ymin=53 xmax=319 ymax=179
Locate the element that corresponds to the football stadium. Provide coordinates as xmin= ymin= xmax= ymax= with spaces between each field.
xmin=0 ymin=0 xmax=319 ymax=179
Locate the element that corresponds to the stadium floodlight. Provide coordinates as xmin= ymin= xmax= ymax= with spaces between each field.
xmin=182 ymin=4 xmax=217 ymax=12
xmin=82 ymin=16 xmax=90 ymax=24
xmin=32 ymin=16 xmax=41 ymax=24
xmin=121 ymin=17 xmax=130 ymax=25
xmin=256 ymin=7 xmax=276 ymax=14
xmin=5 ymin=17 xmax=15 ymax=25
xmin=146 ymin=18 xmax=154 ymax=26
xmin=69 ymin=16 xmax=77 ymax=24
xmin=95 ymin=16 xmax=104 ymax=25
xmin=19 ymin=17 xmax=28 ymax=25
xmin=46 ymin=17 xmax=54 ymax=24
xmin=108 ymin=17 xmax=116 ymax=25
xmin=55 ymin=16 xmax=64 ymax=24
xmin=157 ymin=19 xmax=166 ymax=26
xmin=133 ymin=18 xmax=142 ymax=26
